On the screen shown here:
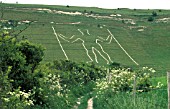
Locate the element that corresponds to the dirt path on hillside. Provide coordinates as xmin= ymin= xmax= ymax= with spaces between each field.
xmin=87 ymin=98 xmax=93 ymax=109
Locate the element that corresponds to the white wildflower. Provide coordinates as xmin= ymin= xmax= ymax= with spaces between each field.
xmin=3 ymin=98 xmax=10 ymax=102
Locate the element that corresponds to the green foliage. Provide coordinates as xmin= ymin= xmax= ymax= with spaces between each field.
xmin=0 ymin=20 xmax=18 ymax=30
xmin=52 ymin=60 xmax=105 ymax=87
xmin=0 ymin=67 xmax=12 ymax=108
xmin=0 ymin=36 xmax=44 ymax=91
xmin=84 ymin=10 xmax=87 ymax=13
xmin=0 ymin=35 xmax=166 ymax=109
xmin=93 ymin=90 xmax=167 ymax=109
xmin=66 ymin=5 xmax=70 ymax=8
xmin=0 ymin=34 xmax=26 ymax=74
xmin=0 ymin=31 xmax=45 ymax=107
xmin=90 ymin=67 xmax=165 ymax=109
xmin=148 ymin=16 xmax=154 ymax=22
xmin=17 ymin=40 xmax=45 ymax=72
xmin=159 ymin=10 xmax=162 ymax=12
xmin=2 ymin=87 xmax=34 ymax=109
xmin=95 ymin=67 xmax=159 ymax=94
xmin=152 ymin=11 xmax=158 ymax=16
xmin=30 ymin=60 xmax=106 ymax=108
xmin=109 ymin=62 xmax=121 ymax=69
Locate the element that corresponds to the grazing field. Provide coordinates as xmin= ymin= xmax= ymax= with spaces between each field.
xmin=1 ymin=3 xmax=170 ymax=75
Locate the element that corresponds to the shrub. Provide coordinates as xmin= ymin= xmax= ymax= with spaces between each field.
xmin=52 ymin=60 xmax=105 ymax=87
xmin=159 ymin=10 xmax=162 ymax=12
xmin=0 ymin=67 xmax=12 ymax=108
xmin=0 ymin=32 xmax=46 ymax=107
xmin=97 ymin=24 xmax=101 ymax=28
xmin=17 ymin=40 xmax=45 ymax=73
xmin=31 ymin=61 xmax=106 ymax=108
xmin=152 ymin=11 xmax=157 ymax=16
xmin=95 ymin=67 xmax=159 ymax=94
xmin=2 ymin=87 xmax=34 ymax=109
xmin=84 ymin=10 xmax=87 ymax=13
xmin=148 ymin=16 xmax=154 ymax=22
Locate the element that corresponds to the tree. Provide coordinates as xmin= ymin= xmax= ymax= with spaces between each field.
xmin=66 ymin=5 xmax=69 ymax=8
xmin=0 ymin=31 xmax=45 ymax=106
xmin=17 ymin=40 xmax=45 ymax=73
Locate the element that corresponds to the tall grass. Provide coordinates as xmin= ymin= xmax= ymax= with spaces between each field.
xmin=92 ymin=89 xmax=167 ymax=109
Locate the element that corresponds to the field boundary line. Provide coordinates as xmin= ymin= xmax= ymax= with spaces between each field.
xmin=52 ymin=26 xmax=69 ymax=60
xmin=107 ymin=29 xmax=139 ymax=65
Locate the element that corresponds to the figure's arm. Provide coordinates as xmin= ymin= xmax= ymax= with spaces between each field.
xmin=97 ymin=35 xmax=112 ymax=44
xmin=58 ymin=33 xmax=77 ymax=42
xmin=97 ymin=36 xmax=105 ymax=41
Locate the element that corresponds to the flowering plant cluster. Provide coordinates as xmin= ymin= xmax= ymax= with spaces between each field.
xmin=3 ymin=87 xmax=34 ymax=109
xmin=95 ymin=67 xmax=162 ymax=95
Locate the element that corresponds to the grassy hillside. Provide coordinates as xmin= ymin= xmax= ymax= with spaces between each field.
xmin=1 ymin=3 xmax=170 ymax=75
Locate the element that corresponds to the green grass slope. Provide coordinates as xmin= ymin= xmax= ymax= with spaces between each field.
xmin=1 ymin=3 xmax=170 ymax=75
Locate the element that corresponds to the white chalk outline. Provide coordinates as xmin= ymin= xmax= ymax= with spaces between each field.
xmin=52 ymin=26 xmax=69 ymax=60
xmin=51 ymin=27 xmax=116 ymax=64
xmin=92 ymin=47 xmax=99 ymax=63
xmin=98 ymin=35 xmax=112 ymax=44
xmin=58 ymin=34 xmax=70 ymax=42
xmin=70 ymin=35 xmax=75 ymax=39
xmin=86 ymin=29 xmax=90 ymax=35
xmin=78 ymin=29 xmax=84 ymax=35
xmin=72 ymin=38 xmax=93 ymax=62
xmin=107 ymin=29 xmax=139 ymax=65
xmin=92 ymin=47 xmax=110 ymax=64
xmin=97 ymin=36 xmax=105 ymax=41
xmin=96 ymin=39 xmax=113 ymax=63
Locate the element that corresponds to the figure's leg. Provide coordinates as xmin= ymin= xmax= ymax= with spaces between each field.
xmin=92 ymin=46 xmax=113 ymax=64
xmin=95 ymin=40 xmax=113 ymax=64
